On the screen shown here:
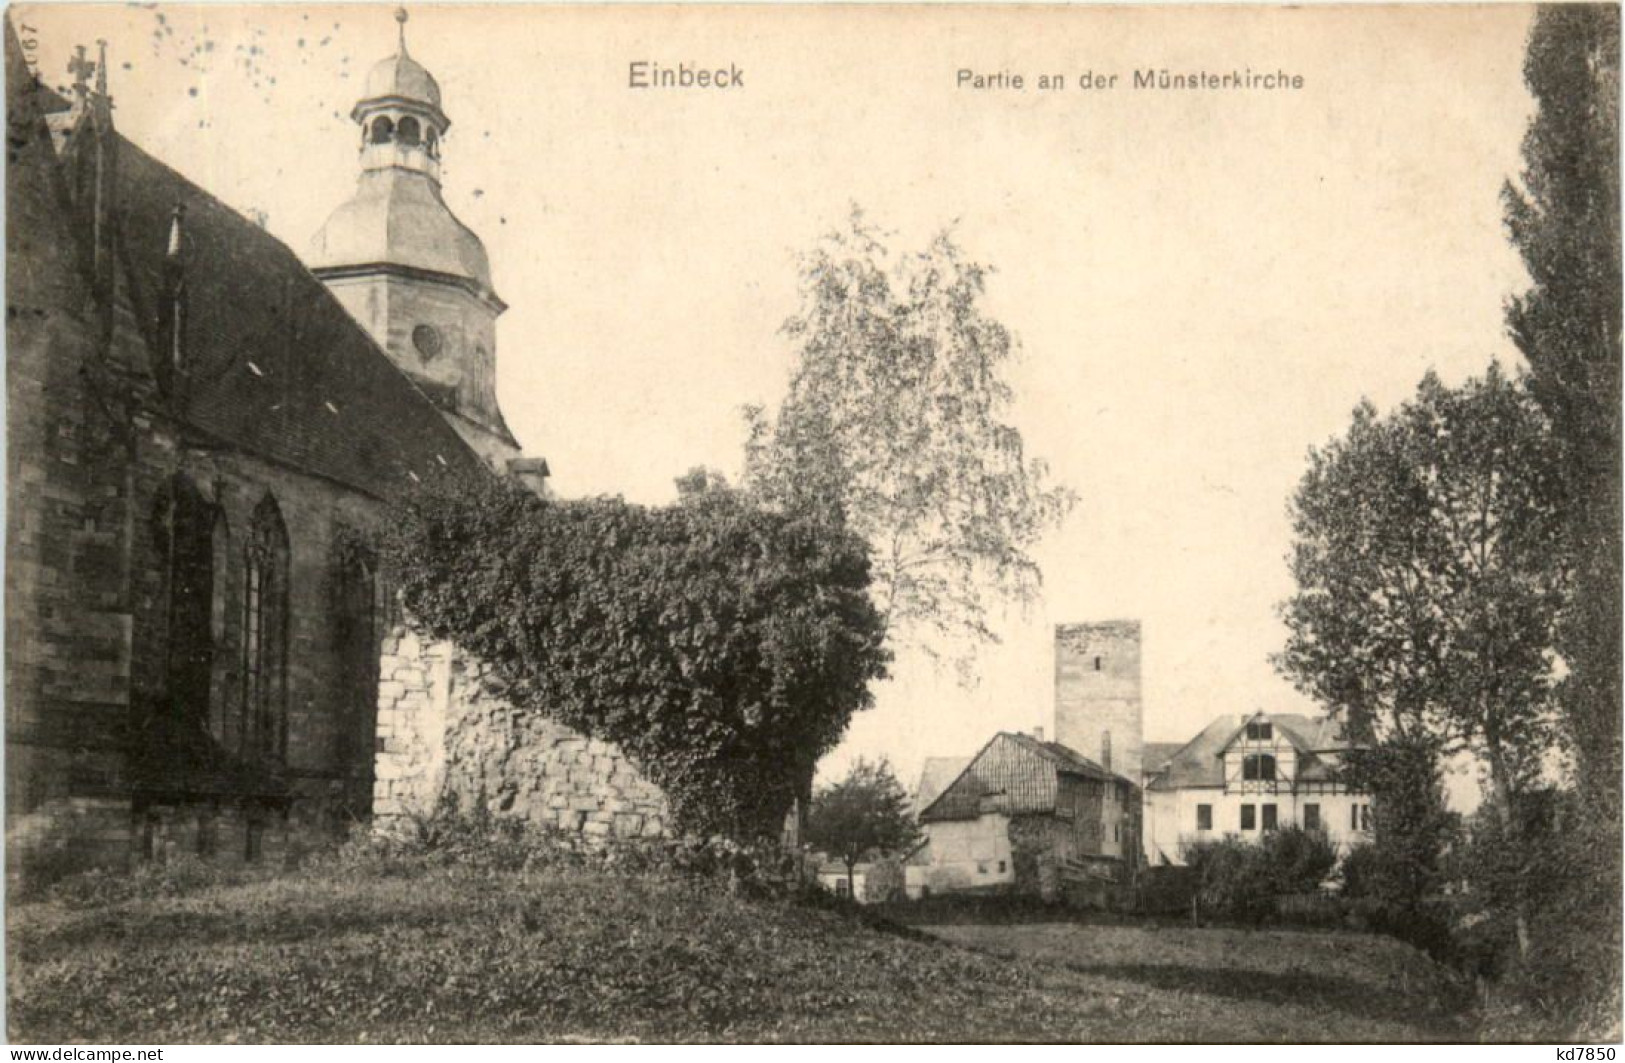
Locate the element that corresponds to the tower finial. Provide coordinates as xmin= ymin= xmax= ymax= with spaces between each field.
xmin=395 ymin=7 xmax=408 ymax=53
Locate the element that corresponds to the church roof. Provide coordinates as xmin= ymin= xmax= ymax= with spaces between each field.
xmin=308 ymin=167 xmax=496 ymax=299
xmin=361 ymin=48 xmax=442 ymax=114
xmin=106 ymin=131 xmax=487 ymax=496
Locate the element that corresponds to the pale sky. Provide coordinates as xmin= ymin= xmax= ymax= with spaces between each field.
xmin=20 ymin=3 xmax=1537 ymax=801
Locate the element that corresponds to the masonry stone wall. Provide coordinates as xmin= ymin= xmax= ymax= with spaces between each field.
xmin=374 ymin=625 xmax=669 ymax=839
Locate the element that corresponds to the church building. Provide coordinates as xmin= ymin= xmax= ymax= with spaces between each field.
xmin=2 ymin=12 xmax=558 ymax=881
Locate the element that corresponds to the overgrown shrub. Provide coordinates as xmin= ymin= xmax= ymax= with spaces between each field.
xmin=1259 ymin=826 xmax=1338 ymax=894
xmin=380 ymin=473 xmax=890 ymax=843
xmin=1183 ymin=837 xmax=1277 ymax=922
xmin=1456 ymin=790 xmax=1623 ymax=1039
xmin=1182 ymin=829 xmax=1337 ymax=924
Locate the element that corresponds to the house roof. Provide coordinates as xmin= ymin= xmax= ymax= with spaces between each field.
xmin=1142 ymin=741 xmax=1185 ymax=775
xmin=97 ymin=121 xmax=488 ymax=497
xmin=1144 ymin=712 xmax=1354 ymax=791
xmin=919 ymin=732 xmax=1131 ymax=823
xmin=912 ymin=756 xmax=972 ymax=814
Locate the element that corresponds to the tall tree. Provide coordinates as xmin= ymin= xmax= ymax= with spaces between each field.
xmin=1503 ymin=4 xmax=1622 ymax=816
xmin=1276 ymin=367 xmax=1569 ymax=952
xmin=805 ymin=757 xmax=921 ymax=900
xmin=744 ymin=210 xmax=1074 ymax=675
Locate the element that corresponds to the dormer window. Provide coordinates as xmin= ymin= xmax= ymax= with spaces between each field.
xmin=1245 ymin=720 xmax=1272 ymax=742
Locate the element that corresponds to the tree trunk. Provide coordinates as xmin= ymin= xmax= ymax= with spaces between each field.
xmin=846 ymin=861 xmax=856 ymax=903
xmin=1485 ymin=746 xmax=1532 ymax=959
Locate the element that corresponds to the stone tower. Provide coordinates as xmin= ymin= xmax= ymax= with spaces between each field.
xmin=308 ymin=8 xmax=520 ymax=469
xmin=1054 ymin=620 xmax=1143 ymax=782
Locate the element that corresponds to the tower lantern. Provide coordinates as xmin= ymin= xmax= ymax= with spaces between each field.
xmin=308 ymin=7 xmax=520 ymax=469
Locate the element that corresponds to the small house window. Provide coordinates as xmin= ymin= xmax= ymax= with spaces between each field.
xmin=977 ymin=861 xmax=988 ymax=875
xmin=835 ymin=878 xmax=850 ymax=898
xmin=1243 ymin=754 xmax=1277 ymax=782
xmin=1246 ymin=721 xmax=1273 ymax=742
xmin=1094 ymin=656 xmax=1102 ymax=671
xmin=997 ymin=860 xmax=1007 ymax=874
xmin=1303 ymin=804 xmax=1321 ymax=832
xmin=1196 ymin=804 xmax=1212 ymax=831
xmin=1240 ymin=804 xmax=1256 ymax=831
xmin=1262 ymin=804 xmax=1278 ymax=832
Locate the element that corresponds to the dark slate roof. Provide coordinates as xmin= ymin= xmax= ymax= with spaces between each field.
xmin=919 ymin=732 xmax=1130 ymax=823
xmin=1142 ymin=742 xmax=1185 ymax=775
xmin=56 ymin=102 xmax=487 ymax=496
xmin=1144 ymin=712 xmax=1355 ymax=791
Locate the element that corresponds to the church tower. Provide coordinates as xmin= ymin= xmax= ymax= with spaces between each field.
xmin=309 ymin=9 xmax=520 ymax=469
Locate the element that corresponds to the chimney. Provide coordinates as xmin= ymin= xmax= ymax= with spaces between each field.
xmin=1032 ymin=726 xmax=1044 ymax=743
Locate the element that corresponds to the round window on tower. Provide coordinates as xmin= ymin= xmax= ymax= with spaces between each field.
xmin=412 ymin=324 xmax=444 ymax=360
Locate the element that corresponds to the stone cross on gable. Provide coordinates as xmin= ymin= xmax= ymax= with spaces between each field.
xmin=67 ymin=45 xmax=95 ymax=105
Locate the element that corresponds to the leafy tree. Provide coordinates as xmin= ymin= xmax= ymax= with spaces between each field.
xmin=1503 ymin=3 xmax=1622 ymax=818
xmin=380 ymin=473 xmax=890 ymax=842
xmin=1276 ymin=366 xmax=1568 ymax=952
xmin=805 ymin=757 xmax=921 ymax=899
xmin=1337 ymin=735 xmax=1456 ymax=911
xmin=1497 ymin=10 xmax=1622 ymax=1028
xmin=744 ymin=210 xmax=1075 ymax=674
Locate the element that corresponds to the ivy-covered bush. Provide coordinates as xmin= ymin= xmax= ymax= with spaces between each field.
xmin=379 ymin=473 xmax=890 ymax=843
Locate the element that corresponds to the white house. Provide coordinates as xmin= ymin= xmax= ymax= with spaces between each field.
xmin=1141 ymin=711 xmax=1372 ymax=865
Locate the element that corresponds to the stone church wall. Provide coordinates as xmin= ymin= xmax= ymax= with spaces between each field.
xmin=373 ymin=625 xmax=669 ymax=839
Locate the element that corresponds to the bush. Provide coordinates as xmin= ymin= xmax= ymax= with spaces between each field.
xmin=1182 ymin=829 xmax=1338 ymax=924
xmin=1138 ymin=864 xmax=1201 ymax=915
xmin=1455 ymin=791 xmax=1623 ymax=1039
xmin=1259 ymin=827 xmax=1338 ymax=895
xmin=1183 ymin=837 xmax=1277 ymax=923
xmin=381 ymin=473 xmax=890 ymax=843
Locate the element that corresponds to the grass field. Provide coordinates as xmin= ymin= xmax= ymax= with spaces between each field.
xmin=7 ymin=854 xmax=1471 ymax=1043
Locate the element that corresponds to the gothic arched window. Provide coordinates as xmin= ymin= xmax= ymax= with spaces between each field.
xmin=330 ymin=534 xmax=378 ymax=774
xmin=396 ymin=116 xmax=421 ymax=146
xmin=370 ymin=116 xmax=395 ymax=144
xmin=158 ymin=474 xmax=219 ymax=730
xmin=243 ymin=494 xmax=290 ymax=762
